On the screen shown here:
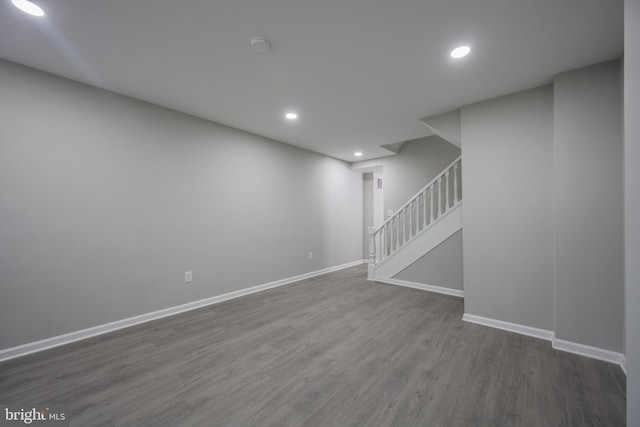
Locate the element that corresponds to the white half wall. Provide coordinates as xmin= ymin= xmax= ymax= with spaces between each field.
xmin=0 ymin=59 xmax=363 ymax=350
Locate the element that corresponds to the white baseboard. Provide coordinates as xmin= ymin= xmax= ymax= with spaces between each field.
xmin=552 ymin=338 xmax=627 ymax=368
xmin=0 ymin=260 xmax=364 ymax=362
xmin=375 ymin=277 xmax=464 ymax=298
xmin=462 ymin=313 xmax=555 ymax=341
xmin=462 ymin=313 xmax=627 ymax=372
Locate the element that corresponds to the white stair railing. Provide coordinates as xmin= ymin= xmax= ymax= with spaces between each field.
xmin=368 ymin=156 xmax=462 ymax=265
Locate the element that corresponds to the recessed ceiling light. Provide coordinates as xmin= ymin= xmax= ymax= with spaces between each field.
xmin=285 ymin=112 xmax=298 ymax=120
xmin=450 ymin=45 xmax=470 ymax=59
xmin=11 ymin=0 xmax=45 ymax=16
xmin=354 ymin=152 xmax=363 ymax=157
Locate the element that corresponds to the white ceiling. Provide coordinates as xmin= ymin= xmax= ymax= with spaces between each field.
xmin=0 ymin=0 xmax=623 ymax=161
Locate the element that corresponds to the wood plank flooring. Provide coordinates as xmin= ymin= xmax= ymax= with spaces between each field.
xmin=0 ymin=265 xmax=626 ymax=426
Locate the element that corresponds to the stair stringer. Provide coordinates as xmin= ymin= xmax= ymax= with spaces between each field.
xmin=370 ymin=203 xmax=462 ymax=280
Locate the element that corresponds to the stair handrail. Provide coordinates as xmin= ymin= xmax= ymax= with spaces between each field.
xmin=368 ymin=156 xmax=462 ymax=265
xmin=372 ymin=155 xmax=461 ymax=234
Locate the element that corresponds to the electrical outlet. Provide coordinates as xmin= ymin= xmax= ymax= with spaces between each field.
xmin=185 ymin=271 xmax=193 ymax=283
xmin=308 ymin=252 xmax=313 ymax=260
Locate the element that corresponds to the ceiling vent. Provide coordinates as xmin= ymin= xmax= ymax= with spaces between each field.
xmin=250 ymin=37 xmax=271 ymax=53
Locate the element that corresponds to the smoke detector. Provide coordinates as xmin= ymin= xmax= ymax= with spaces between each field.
xmin=250 ymin=37 xmax=271 ymax=53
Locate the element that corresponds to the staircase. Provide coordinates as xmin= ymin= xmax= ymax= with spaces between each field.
xmin=367 ymin=156 xmax=462 ymax=281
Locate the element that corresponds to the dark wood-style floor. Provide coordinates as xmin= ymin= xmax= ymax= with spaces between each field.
xmin=0 ymin=265 xmax=626 ymax=426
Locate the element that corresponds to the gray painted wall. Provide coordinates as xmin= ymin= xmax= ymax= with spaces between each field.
xmin=352 ymin=136 xmax=460 ymax=215
xmin=394 ymin=230 xmax=463 ymax=290
xmin=0 ymin=60 xmax=362 ymax=349
xmin=553 ymin=60 xmax=624 ymax=352
xmin=461 ymin=86 xmax=555 ymax=330
xmin=625 ymin=0 xmax=640 ymax=421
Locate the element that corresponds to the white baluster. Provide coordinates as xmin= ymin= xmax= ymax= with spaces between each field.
xmin=387 ymin=223 xmax=391 ymax=255
xmin=430 ymin=186 xmax=434 ymax=223
xmin=445 ymin=170 xmax=450 ymax=210
xmin=382 ymin=226 xmax=386 ymax=259
xmin=394 ymin=217 xmax=400 ymax=251
xmin=437 ymin=177 xmax=442 ymax=215
xmin=386 ymin=222 xmax=390 ymax=254
xmin=409 ymin=201 xmax=413 ymax=238
xmin=423 ymin=190 xmax=428 ymax=229
xmin=404 ymin=208 xmax=407 ymax=243
xmin=404 ymin=209 xmax=408 ymax=243
xmin=398 ymin=212 xmax=402 ymax=247
xmin=453 ymin=162 xmax=458 ymax=203
xmin=386 ymin=223 xmax=390 ymax=255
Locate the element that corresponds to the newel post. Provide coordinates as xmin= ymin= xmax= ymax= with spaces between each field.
xmin=367 ymin=226 xmax=376 ymax=281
